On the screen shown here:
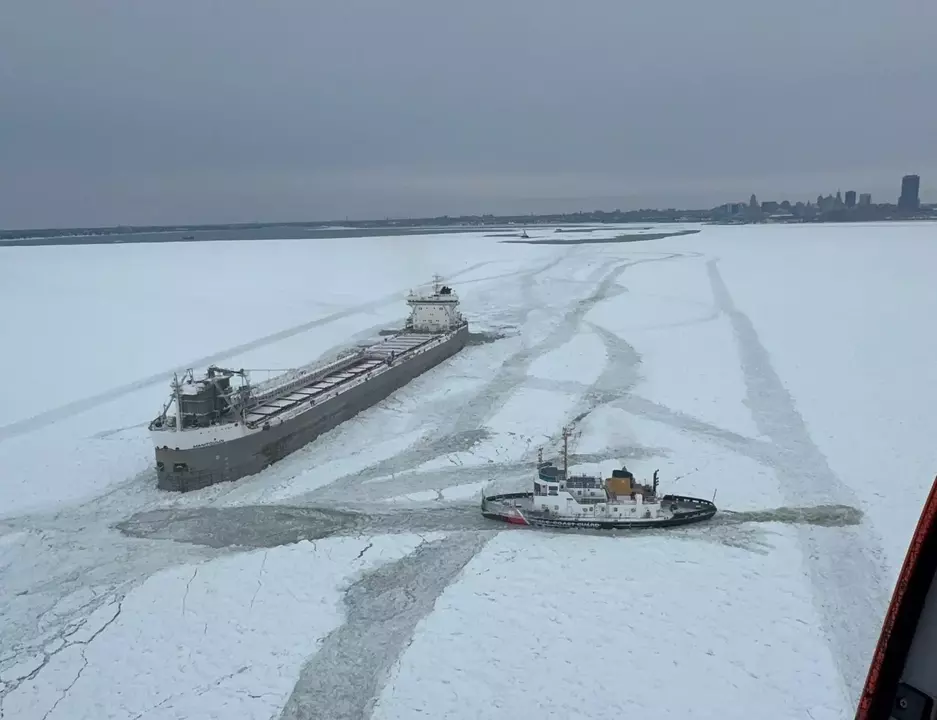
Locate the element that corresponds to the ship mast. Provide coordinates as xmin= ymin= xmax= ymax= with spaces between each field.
xmin=562 ymin=425 xmax=571 ymax=480
xmin=172 ymin=372 xmax=183 ymax=431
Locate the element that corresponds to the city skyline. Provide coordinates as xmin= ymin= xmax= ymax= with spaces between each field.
xmin=720 ymin=173 xmax=925 ymax=211
xmin=2 ymin=189 xmax=934 ymax=237
xmin=2 ymin=0 xmax=936 ymax=228
xmin=1 ymin=171 xmax=933 ymax=233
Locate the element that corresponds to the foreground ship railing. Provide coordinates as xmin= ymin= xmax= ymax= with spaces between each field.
xmin=854 ymin=474 xmax=937 ymax=720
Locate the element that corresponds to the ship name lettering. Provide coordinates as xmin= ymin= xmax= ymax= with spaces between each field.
xmin=194 ymin=440 xmax=223 ymax=449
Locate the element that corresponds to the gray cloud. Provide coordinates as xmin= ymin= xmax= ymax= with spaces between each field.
xmin=1 ymin=0 xmax=935 ymax=226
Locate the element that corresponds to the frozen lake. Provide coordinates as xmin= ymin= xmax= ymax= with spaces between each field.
xmin=1 ymin=221 xmax=936 ymax=719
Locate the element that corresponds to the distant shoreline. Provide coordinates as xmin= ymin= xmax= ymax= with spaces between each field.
xmin=0 ymin=225 xmax=489 ymax=248
xmin=500 ymin=229 xmax=701 ymax=245
xmin=5 ymin=213 xmax=933 ymax=248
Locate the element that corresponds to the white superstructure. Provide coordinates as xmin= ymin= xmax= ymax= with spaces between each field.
xmin=532 ymin=471 xmax=665 ymax=521
xmin=405 ymin=275 xmax=465 ymax=333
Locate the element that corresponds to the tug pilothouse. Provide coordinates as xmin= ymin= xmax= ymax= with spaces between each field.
xmin=481 ymin=425 xmax=718 ymax=530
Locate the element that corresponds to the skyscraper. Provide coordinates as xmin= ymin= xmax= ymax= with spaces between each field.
xmin=899 ymin=175 xmax=920 ymax=210
xmin=859 ymin=193 xmax=872 ymax=206
xmin=845 ymin=190 xmax=856 ymax=208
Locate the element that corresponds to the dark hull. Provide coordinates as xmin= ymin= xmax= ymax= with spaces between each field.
xmin=156 ymin=326 xmax=468 ymax=491
xmin=481 ymin=491 xmax=717 ymax=530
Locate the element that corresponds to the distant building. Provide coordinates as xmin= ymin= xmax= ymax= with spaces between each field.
xmin=717 ymin=202 xmax=746 ymax=216
xmin=818 ymin=194 xmax=836 ymax=212
xmin=899 ymin=174 xmax=921 ymax=210
xmin=761 ymin=200 xmax=779 ymax=213
xmin=845 ymin=190 xmax=857 ymax=208
xmin=859 ymin=193 xmax=872 ymax=206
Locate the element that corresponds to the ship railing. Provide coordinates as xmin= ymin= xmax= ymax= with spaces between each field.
xmin=481 ymin=492 xmax=532 ymax=510
xmin=242 ymin=326 xmax=463 ymax=427
xmin=363 ymin=327 xmax=456 ymax=361
xmin=247 ymin=348 xmax=366 ymax=406
xmin=242 ymin=357 xmax=378 ymax=428
xmin=660 ymin=493 xmax=717 ymax=509
xmin=402 ymin=317 xmax=468 ymax=335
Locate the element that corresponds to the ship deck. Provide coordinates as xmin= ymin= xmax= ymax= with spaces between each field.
xmin=242 ymin=332 xmax=436 ymax=426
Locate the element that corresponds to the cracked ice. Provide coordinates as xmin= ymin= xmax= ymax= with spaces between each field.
xmin=0 ymin=536 xmax=431 ymax=719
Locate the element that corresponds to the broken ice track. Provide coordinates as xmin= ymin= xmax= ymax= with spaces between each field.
xmin=116 ymin=502 xmax=863 ymax=549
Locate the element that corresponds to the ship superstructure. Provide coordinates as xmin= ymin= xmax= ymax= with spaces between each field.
xmin=150 ymin=277 xmax=469 ymax=491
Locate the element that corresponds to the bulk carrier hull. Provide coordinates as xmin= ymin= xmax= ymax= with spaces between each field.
xmin=154 ymin=325 xmax=468 ymax=491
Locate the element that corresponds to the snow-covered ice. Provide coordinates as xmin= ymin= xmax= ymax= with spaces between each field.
xmin=2 ymin=221 xmax=937 ymax=719
xmin=2 ymin=534 xmax=437 ymax=720
xmin=383 ymin=481 xmax=488 ymax=505
xmin=528 ymin=332 xmax=608 ymax=385
xmin=370 ymin=530 xmax=845 ymax=720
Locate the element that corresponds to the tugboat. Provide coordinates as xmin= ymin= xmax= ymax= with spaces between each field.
xmin=481 ymin=426 xmax=717 ymax=530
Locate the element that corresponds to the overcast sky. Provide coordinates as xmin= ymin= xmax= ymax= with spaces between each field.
xmin=2 ymin=0 xmax=935 ymax=227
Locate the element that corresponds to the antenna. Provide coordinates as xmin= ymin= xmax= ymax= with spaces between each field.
xmin=562 ymin=425 xmax=571 ymax=479
xmin=172 ymin=372 xmax=184 ymax=432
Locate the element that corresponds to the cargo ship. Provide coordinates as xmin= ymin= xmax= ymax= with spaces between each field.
xmin=149 ymin=277 xmax=469 ymax=491
xmin=481 ymin=427 xmax=717 ymax=530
